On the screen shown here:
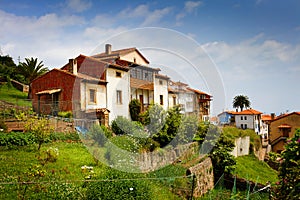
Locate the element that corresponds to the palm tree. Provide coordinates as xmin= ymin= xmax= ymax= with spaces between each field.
xmin=233 ymin=95 xmax=250 ymax=112
xmin=18 ymin=57 xmax=49 ymax=99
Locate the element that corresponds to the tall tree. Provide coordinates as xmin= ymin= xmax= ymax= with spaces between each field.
xmin=232 ymin=95 xmax=250 ymax=111
xmin=18 ymin=57 xmax=48 ymax=98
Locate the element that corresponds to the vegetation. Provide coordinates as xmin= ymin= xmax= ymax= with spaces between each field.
xmin=0 ymin=83 xmax=31 ymax=107
xmin=222 ymin=126 xmax=261 ymax=151
xmin=24 ymin=117 xmax=54 ymax=150
xmin=129 ymin=99 xmax=141 ymax=121
xmin=232 ymin=95 xmax=251 ymax=111
xmin=272 ymin=129 xmax=300 ymax=199
xmin=234 ymin=155 xmax=278 ymax=184
xmin=18 ymin=57 xmax=48 ymax=98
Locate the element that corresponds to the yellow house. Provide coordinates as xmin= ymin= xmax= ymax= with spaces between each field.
xmin=269 ymin=112 xmax=300 ymax=153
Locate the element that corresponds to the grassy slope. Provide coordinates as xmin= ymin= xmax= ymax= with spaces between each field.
xmin=234 ymin=154 xmax=278 ymax=184
xmin=0 ymin=142 xmax=181 ymax=199
xmin=0 ymin=83 xmax=31 ymax=107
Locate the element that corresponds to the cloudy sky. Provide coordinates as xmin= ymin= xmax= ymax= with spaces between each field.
xmin=1 ymin=0 xmax=299 ymax=115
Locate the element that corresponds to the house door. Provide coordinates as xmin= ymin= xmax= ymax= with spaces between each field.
xmin=139 ymin=95 xmax=144 ymax=111
xmin=52 ymin=93 xmax=59 ymax=116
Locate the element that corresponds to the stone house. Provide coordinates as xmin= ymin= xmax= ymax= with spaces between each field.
xmin=31 ymin=44 xmax=212 ymax=126
xmin=269 ymin=112 xmax=300 ymax=153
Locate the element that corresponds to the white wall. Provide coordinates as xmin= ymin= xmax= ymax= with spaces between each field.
xmin=106 ymin=68 xmax=130 ymax=123
xmin=235 ymin=115 xmax=255 ymax=129
xmin=80 ymin=82 xmax=106 ymax=111
xmin=120 ymin=51 xmax=148 ymax=66
xmin=154 ymin=77 xmax=168 ymax=110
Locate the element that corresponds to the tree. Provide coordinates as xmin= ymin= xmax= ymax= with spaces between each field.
xmin=0 ymin=55 xmax=18 ymax=82
xmin=25 ymin=117 xmax=54 ymax=150
xmin=273 ymin=129 xmax=300 ymax=199
xmin=18 ymin=57 xmax=48 ymax=98
xmin=233 ymin=95 xmax=250 ymax=111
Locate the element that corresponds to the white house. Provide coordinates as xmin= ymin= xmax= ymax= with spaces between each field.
xmin=234 ymin=109 xmax=262 ymax=134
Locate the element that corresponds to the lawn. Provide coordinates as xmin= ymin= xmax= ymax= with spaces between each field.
xmin=0 ymin=83 xmax=31 ymax=107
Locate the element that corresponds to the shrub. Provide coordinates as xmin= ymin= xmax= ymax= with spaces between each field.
xmin=0 ymin=132 xmax=36 ymax=147
xmin=111 ymin=116 xmax=144 ymax=136
xmin=88 ymin=124 xmax=108 ymax=147
xmin=129 ymin=99 xmax=141 ymax=121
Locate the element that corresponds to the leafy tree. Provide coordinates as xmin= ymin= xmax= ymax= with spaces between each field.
xmin=18 ymin=57 xmax=48 ymax=98
xmin=199 ymin=125 xmax=236 ymax=181
xmin=0 ymin=55 xmax=19 ymax=83
xmin=233 ymin=95 xmax=251 ymax=111
xmin=25 ymin=117 xmax=53 ymax=150
xmin=129 ymin=99 xmax=141 ymax=121
xmin=273 ymin=129 xmax=300 ymax=199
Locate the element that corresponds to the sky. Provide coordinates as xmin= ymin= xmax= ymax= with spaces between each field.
xmin=0 ymin=0 xmax=300 ymax=116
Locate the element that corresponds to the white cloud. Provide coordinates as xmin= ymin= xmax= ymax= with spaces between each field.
xmin=141 ymin=7 xmax=172 ymax=26
xmin=184 ymin=1 xmax=202 ymax=13
xmin=65 ymin=0 xmax=92 ymax=13
xmin=118 ymin=4 xmax=173 ymax=26
xmin=176 ymin=1 xmax=202 ymax=25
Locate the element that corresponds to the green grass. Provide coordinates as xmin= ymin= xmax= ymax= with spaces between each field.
xmin=234 ymin=154 xmax=278 ymax=184
xmin=0 ymin=141 xmax=184 ymax=199
xmin=0 ymin=83 xmax=31 ymax=107
xmin=222 ymin=126 xmax=261 ymax=150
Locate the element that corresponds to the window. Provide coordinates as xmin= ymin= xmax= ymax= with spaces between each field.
xmin=245 ymin=116 xmax=247 ymax=120
xmin=160 ymin=95 xmax=163 ymax=105
xmin=89 ymin=89 xmax=96 ymax=103
xmin=130 ymin=69 xmax=136 ymax=78
xmin=244 ymin=124 xmax=247 ymax=129
xmin=116 ymin=71 xmax=122 ymax=77
xmin=116 ymin=90 xmax=122 ymax=104
xmin=241 ymin=116 xmax=243 ymax=120
xmin=241 ymin=124 xmax=244 ymax=129
xmin=159 ymin=80 xmax=163 ymax=85
xmin=136 ymin=69 xmax=142 ymax=79
xmin=173 ymin=96 xmax=176 ymax=106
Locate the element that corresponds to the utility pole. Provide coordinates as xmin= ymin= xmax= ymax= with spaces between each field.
xmin=18 ymin=56 xmax=21 ymax=65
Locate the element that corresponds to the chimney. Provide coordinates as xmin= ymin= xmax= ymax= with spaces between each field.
xmin=105 ymin=44 xmax=112 ymax=55
xmin=69 ymin=59 xmax=77 ymax=75
xmin=271 ymin=113 xmax=275 ymax=120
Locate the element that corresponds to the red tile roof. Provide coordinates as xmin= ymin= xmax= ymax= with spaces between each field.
xmin=234 ymin=109 xmax=262 ymax=115
xmin=261 ymin=114 xmax=273 ymax=121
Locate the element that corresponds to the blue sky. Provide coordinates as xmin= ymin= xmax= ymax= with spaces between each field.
xmin=1 ymin=0 xmax=299 ymax=115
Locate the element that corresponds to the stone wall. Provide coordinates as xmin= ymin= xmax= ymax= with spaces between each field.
xmin=137 ymin=142 xmax=199 ymax=172
xmin=187 ymin=157 xmax=214 ymax=198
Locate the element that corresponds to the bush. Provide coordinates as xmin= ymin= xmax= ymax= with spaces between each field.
xmin=129 ymin=99 xmax=141 ymax=121
xmin=0 ymin=132 xmax=36 ymax=147
xmin=111 ymin=116 xmax=144 ymax=136
xmin=88 ymin=124 xmax=108 ymax=147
